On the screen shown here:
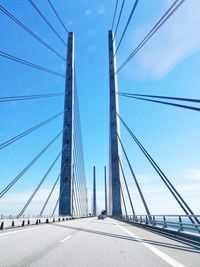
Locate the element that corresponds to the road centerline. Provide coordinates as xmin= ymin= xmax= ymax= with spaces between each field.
xmin=59 ymin=235 xmax=72 ymax=243
xmin=113 ymin=221 xmax=186 ymax=267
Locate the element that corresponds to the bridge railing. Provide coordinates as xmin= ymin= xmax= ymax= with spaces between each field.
xmin=0 ymin=215 xmax=90 ymax=230
xmin=118 ymin=215 xmax=200 ymax=234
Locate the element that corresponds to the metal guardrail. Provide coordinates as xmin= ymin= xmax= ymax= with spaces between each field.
xmin=119 ymin=215 xmax=200 ymax=234
xmin=0 ymin=215 xmax=90 ymax=230
xmin=1 ymin=214 xmax=54 ymax=220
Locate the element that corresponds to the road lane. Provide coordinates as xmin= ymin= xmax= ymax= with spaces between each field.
xmin=114 ymin=220 xmax=185 ymax=267
xmin=0 ymin=217 xmax=199 ymax=267
xmin=112 ymin=219 xmax=200 ymax=267
xmin=0 ymin=218 xmax=91 ymax=266
xmin=18 ymin=218 xmax=169 ymax=267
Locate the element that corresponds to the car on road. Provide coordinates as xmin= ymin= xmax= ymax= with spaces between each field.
xmin=98 ymin=214 xmax=104 ymax=220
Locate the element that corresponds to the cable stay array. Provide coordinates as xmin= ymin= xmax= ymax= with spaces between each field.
xmin=111 ymin=0 xmax=119 ymax=31
xmin=0 ymin=1 xmax=87 ymax=218
xmin=1 ymin=0 xmax=198 ymax=222
xmin=0 ymin=130 xmax=63 ymax=199
xmin=17 ymin=144 xmax=67 ymax=218
xmin=119 ymin=176 xmax=128 ymax=217
xmin=0 ymin=90 xmax=87 ymax=216
xmin=115 ymin=0 xmax=139 ymax=56
xmin=0 ymin=51 xmax=65 ymax=78
xmin=52 ymin=181 xmax=65 ymax=217
xmin=118 ymin=156 xmax=135 ymax=216
xmin=118 ymin=92 xmax=200 ymax=112
xmin=0 ymin=5 xmax=66 ymax=61
xmin=0 ymin=110 xmax=64 ymax=151
xmin=0 ymin=92 xmax=64 ymax=103
xmin=72 ymin=82 xmax=88 ymax=216
xmin=39 ymin=165 xmax=65 ymax=216
xmin=115 ymin=129 xmax=152 ymax=218
xmin=116 ymin=0 xmax=186 ymax=73
xmin=116 ymin=113 xmax=199 ymax=224
xmin=118 ymin=92 xmax=200 ymax=104
xmin=108 ymin=0 xmax=200 ymax=222
xmin=28 ymin=0 xmax=67 ymax=47
xmin=47 ymin=0 xmax=69 ymax=34
xmin=113 ymin=0 xmax=125 ymax=39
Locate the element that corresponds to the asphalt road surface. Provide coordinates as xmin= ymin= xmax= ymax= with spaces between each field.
xmin=0 ymin=217 xmax=199 ymax=267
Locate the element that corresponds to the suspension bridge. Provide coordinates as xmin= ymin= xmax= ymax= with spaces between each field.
xmin=0 ymin=0 xmax=200 ymax=266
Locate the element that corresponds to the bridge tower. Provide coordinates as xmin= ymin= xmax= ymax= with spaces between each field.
xmin=59 ymin=32 xmax=74 ymax=216
xmin=108 ymin=30 xmax=123 ymax=216
xmin=92 ymin=166 xmax=97 ymax=216
xmin=104 ymin=166 xmax=108 ymax=215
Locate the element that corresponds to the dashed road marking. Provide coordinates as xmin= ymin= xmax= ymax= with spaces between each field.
xmin=59 ymin=235 xmax=72 ymax=243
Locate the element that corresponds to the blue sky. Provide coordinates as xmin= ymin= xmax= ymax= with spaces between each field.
xmin=0 ymin=0 xmax=200 ymax=215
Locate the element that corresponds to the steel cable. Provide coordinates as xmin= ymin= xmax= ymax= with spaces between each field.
xmin=0 ymin=130 xmax=63 ymax=198
xmin=47 ymin=0 xmax=69 ymax=34
xmin=115 ymin=0 xmax=139 ymax=56
xmin=17 ymin=144 xmax=66 ymax=218
xmin=117 ymin=112 xmax=199 ymax=224
xmin=0 ymin=93 xmax=64 ymax=103
xmin=52 ymin=181 xmax=65 ymax=216
xmin=39 ymin=163 xmax=66 ymax=216
xmin=118 ymin=93 xmax=200 ymax=112
xmin=118 ymin=92 xmax=200 ymax=103
xmin=115 ymin=128 xmax=152 ymax=218
xmin=111 ymin=0 xmax=119 ymax=30
xmin=114 ymin=0 xmax=125 ymax=39
xmin=119 ymin=177 xmax=128 ymax=217
xmin=0 ymin=51 xmax=65 ymax=78
xmin=118 ymin=156 xmax=136 ymax=216
xmin=29 ymin=0 xmax=67 ymax=47
xmin=0 ymin=5 xmax=65 ymax=61
xmin=0 ymin=110 xmax=64 ymax=151
xmin=117 ymin=0 xmax=185 ymax=73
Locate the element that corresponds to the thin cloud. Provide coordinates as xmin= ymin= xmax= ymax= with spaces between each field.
xmin=84 ymin=9 xmax=93 ymax=17
xmin=0 ymin=187 xmax=59 ymax=215
xmin=182 ymin=168 xmax=200 ymax=180
xmin=124 ymin=0 xmax=200 ymax=80
xmin=68 ymin=20 xmax=74 ymax=26
xmin=0 ymin=187 xmax=59 ymax=203
xmin=97 ymin=6 xmax=105 ymax=15
xmin=88 ymin=45 xmax=96 ymax=54
xmin=87 ymin=29 xmax=96 ymax=38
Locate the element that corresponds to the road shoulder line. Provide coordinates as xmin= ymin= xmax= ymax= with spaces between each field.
xmin=0 ymin=226 xmax=47 ymax=237
xmin=113 ymin=220 xmax=186 ymax=267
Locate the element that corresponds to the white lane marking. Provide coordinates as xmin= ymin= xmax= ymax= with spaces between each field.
xmin=113 ymin=221 xmax=186 ymax=267
xmin=0 ymin=226 xmax=46 ymax=237
xmin=59 ymin=235 xmax=72 ymax=243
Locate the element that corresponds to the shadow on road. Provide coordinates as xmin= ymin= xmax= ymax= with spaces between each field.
xmin=50 ymin=222 xmax=200 ymax=254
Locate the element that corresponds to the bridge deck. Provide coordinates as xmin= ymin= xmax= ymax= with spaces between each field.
xmin=0 ymin=217 xmax=199 ymax=267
